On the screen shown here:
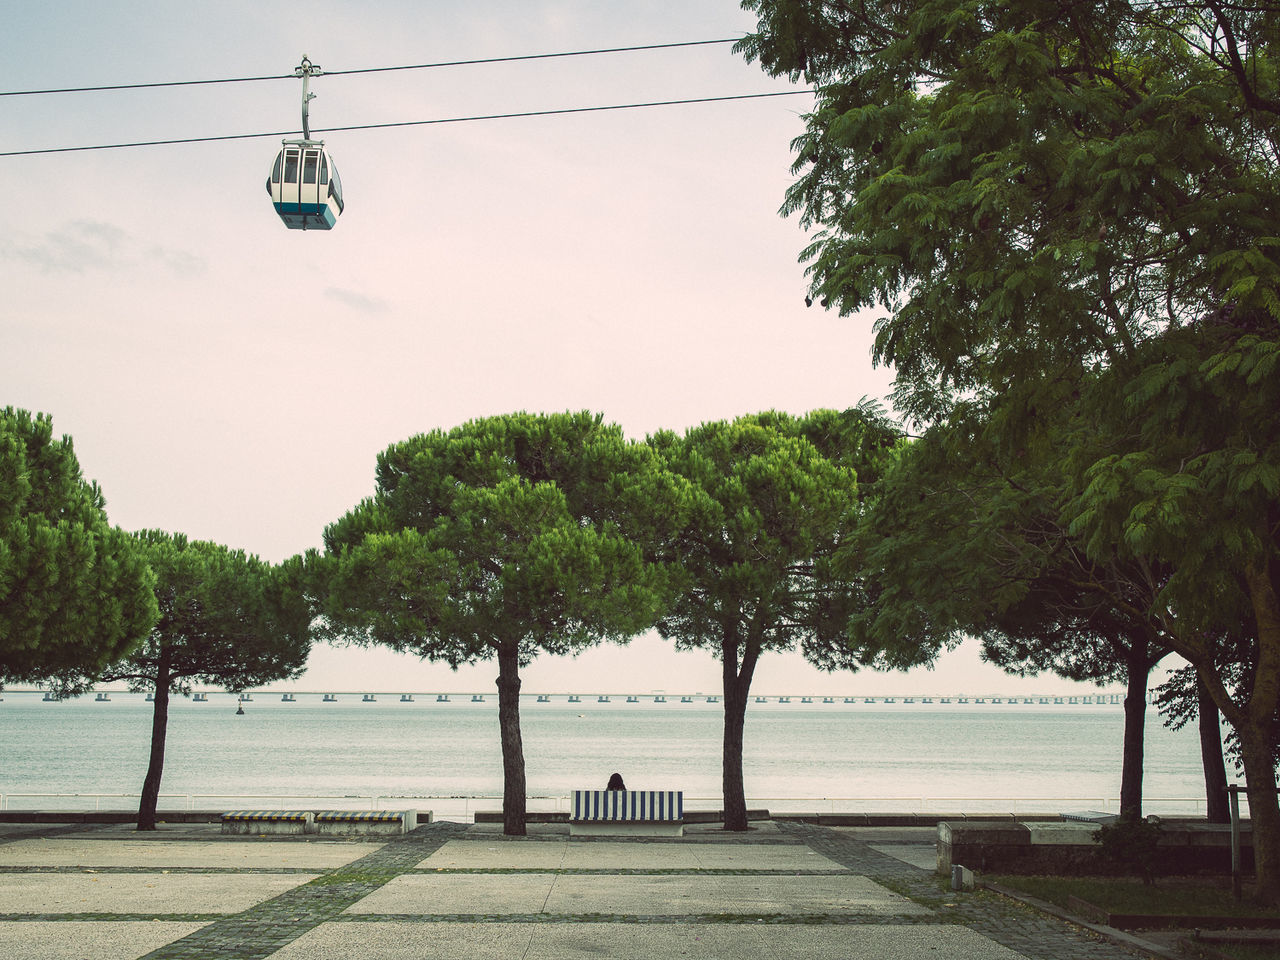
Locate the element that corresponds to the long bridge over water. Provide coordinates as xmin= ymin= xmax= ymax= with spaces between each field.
xmin=10 ymin=689 xmax=1130 ymax=705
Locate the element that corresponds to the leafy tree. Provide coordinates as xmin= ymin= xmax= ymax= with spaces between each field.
xmin=853 ymin=410 xmax=1172 ymax=821
xmin=1 ymin=407 xmax=156 ymax=683
xmin=1063 ymin=319 xmax=1280 ymax=888
xmin=317 ymin=412 xmax=682 ymax=836
xmin=740 ymin=0 xmax=1280 ymax=900
xmin=738 ymin=1 xmax=1279 ymax=420
xmin=649 ymin=408 xmax=899 ymax=831
xmin=63 ymin=532 xmax=314 ymax=830
xmin=855 ymin=401 xmax=1182 ymax=824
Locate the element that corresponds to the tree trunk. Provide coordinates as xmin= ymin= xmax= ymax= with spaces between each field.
xmin=1239 ymin=730 xmax=1280 ymax=905
xmin=495 ymin=643 xmax=527 ymax=837
xmin=137 ymin=654 xmax=171 ymax=831
xmin=1118 ymin=652 xmax=1150 ymax=823
xmin=720 ymin=627 xmax=760 ymax=832
xmin=1197 ymin=675 xmax=1230 ymax=824
xmin=1239 ymin=561 xmax=1280 ymax=904
xmin=722 ymin=673 xmax=750 ymax=831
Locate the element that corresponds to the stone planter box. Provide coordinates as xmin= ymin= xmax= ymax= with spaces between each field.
xmin=938 ymin=819 xmax=1254 ymax=876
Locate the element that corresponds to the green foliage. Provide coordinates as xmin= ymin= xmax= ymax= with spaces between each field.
xmin=1093 ymin=817 xmax=1165 ymax=885
xmin=650 ymin=408 xmax=897 ymax=672
xmin=79 ymin=531 xmax=313 ymax=694
xmin=1061 ymin=311 xmax=1280 ymax=638
xmin=739 ymin=0 xmax=1280 ymax=421
xmin=0 ymin=408 xmax=157 ymax=684
xmin=316 ymin=411 xmax=681 ymax=666
xmin=849 ymin=396 xmax=1169 ymax=678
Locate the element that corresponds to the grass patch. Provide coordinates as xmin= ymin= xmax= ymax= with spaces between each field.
xmin=987 ymin=875 xmax=1280 ymax=920
xmin=1209 ymin=945 xmax=1280 ymax=960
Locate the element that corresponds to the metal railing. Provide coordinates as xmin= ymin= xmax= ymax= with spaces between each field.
xmin=0 ymin=792 xmax=1241 ymax=821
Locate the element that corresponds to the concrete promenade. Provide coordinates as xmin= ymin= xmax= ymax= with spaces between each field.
xmin=0 ymin=819 xmax=1162 ymax=960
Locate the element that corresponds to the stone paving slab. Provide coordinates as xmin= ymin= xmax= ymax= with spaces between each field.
xmin=0 ymin=873 xmax=317 ymax=914
xmin=0 ymin=921 xmax=209 ymax=959
xmin=0 ymin=838 xmax=378 ymax=870
xmin=355 ymin=873 xmax=554 ymax=915
xmin=268 ymin=920 xmax=1027 ymax=959
xmin=347 ymin=874 xmax=931 ymax=917
xmin=419 ymin=839 xmax=844 ymax=871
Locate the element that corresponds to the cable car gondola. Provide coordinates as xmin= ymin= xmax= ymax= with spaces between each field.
xmin=267 ymin=57 xmax=344 ymax=230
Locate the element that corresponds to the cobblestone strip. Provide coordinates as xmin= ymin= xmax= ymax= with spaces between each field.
xmin=135 ymin=821 xmax=470 ymax=960
xmin=776 ymin=822 xmax=1151 ymax=960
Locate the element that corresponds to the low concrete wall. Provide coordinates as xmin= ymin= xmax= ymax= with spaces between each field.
xmin=474 ymin=809 xmax=770 ymax=825
xmin=220 ymin=810 xmax=426 ymax=836
xmin=222 ymin=813 xmax=312 ymax=836
xmin=314 ymin=810 xmax=423 ymax=836
xmin=0 ymin=810 xmax=433 ymax=830
xmin=939 ymin=819 xmax=1254 ymax=876
xmin=0 ymin=811 xmax=224 ymax=824
xmin=778 ymin=813 xmax=1061 ymax=828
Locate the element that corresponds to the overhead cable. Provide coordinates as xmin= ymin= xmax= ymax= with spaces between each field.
xmin=0 ymin=39 xmax=741 ymax=98
xmin=0 ymin=89 xmax=813 ymax=158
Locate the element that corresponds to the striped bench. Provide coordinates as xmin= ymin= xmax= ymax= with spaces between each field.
xmin=569 ymin=790 xmax=684 ymax=837
xmin=220 ymin=810 xmax=313 ymax=835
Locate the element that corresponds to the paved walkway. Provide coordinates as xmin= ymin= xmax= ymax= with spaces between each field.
xmin=0 ymin=820 xmax=1159 ymax=959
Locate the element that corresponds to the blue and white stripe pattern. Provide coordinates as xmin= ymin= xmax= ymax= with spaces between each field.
xmin=571 ymin=790 xmax=683 ymax=823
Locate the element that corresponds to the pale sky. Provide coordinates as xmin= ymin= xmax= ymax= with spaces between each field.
xmin=1 ymin=0 xmax=1139 ymax=697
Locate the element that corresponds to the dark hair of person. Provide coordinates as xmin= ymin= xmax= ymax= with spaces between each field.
xmin=606 ymin=772 xmax=626 ymax=790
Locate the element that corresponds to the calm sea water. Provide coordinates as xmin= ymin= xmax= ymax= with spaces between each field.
xmin=0 ymin=692 xmax=1223 ymax=818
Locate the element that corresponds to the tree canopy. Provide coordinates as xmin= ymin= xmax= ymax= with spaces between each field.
xmin=650 ymin=407 xmax=900 ymax=829
xmin=0 ymin=407 xmax=156 ymax=684
xmin=740 ymin=0 xmax=1280 ymax=899
xmin=82 ymin=531 xmax=314 ymax=829
xmin=854 ymin=410 xmax=1174 ymax=819
xmin=739 ymin=0 xmax=1279 ymax=418
xmin=317 ymin=411 xmax=685 ymax=835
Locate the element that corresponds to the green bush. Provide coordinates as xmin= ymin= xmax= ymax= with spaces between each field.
xmin=1093 ymin=817 xmax=1163 ymax=884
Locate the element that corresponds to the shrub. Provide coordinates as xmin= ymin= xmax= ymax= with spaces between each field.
xmin=1094 ymin=817 xmax=1164 ymax=884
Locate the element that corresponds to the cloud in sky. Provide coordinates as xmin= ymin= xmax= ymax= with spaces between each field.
xmin=326 ymin=286 xmax=390 ymax=314
xmin=3 ymin=220 xmax=205 ymax=277
xmin=6 ymin=220 xmax=127 ymax=273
